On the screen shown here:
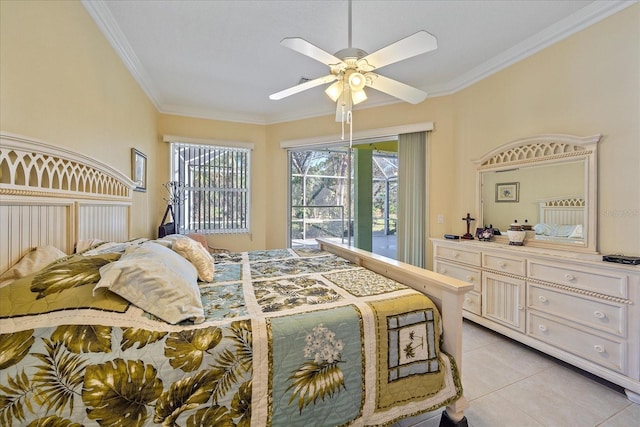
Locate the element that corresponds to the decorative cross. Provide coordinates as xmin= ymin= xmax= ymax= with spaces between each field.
xmin=461 ymin=213 xmax=475 ymax=240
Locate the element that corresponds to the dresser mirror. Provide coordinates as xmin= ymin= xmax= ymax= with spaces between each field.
xmin=474 ymin=134 xmax=600 ymax=253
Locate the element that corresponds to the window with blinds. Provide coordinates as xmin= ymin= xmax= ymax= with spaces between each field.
xmin=171 ymin=142 xmax=250 ymax=234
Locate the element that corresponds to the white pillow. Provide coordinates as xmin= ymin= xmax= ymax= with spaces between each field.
xmin=94 ymin=242 xmax=204 ymax=324
xmin=75 ymin=238 xmax=104 ymax=253
xmin=568 ymin=224 xmax=583 ymax=239
xmin=533 ymin=223 xmax=552 ymax=235
xmin=0 ymin=246 xmax=67 ymax=286
xmin=156 ymin=235 xmax=215 ymax=282
xmin=556 ymin=224 xmax=576 ymax=237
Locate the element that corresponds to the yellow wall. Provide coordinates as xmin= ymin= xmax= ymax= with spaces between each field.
xmin=2 ymin=1 xmax=637 ymax=256
xmin=156 ymin=114 xmax=267 ymax=251
xmin=450 ymin=4 xmax=639 ymax=254
xmin=0 ymin=0 xmax=158 ymax=238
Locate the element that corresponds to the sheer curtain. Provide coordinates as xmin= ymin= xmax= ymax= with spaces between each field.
xmin=397 ymin=131 xmax=428 ymax=267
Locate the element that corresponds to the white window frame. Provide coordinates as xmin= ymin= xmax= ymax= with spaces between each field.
xmin=167 ymin=136 xmax=252 ymax=234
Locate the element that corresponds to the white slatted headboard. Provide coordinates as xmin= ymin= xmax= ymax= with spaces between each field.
xmin=0 ymin=132 xmax=135 ymax=272
xmin=538 ymin=196 xmax=585 ymax=226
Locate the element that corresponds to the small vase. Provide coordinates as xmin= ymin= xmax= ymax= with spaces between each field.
xmin=507 ymin=220 xmax=526 ymax=246
xmin=522 ymin=220 xmax=534 ymax=241
xmin=507 ymin=230 xmax=526 ymax=245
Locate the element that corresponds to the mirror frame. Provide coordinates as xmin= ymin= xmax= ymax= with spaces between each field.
xmin=474 ymin=134 xmax=601 ymax=253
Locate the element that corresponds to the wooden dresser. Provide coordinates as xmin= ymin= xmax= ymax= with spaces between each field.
xmin=432 ymin=238 xmax=640 ymax=403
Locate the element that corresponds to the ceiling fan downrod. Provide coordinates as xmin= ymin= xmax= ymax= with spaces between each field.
xmin=336 ymin=0 xmax=368 ymax=61
xmin=348 ymin=0 xmax=352 ymax=49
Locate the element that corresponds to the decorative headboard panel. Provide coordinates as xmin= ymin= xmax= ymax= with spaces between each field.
xmin=539 ymin=196 xmax=585 ymax=226
xmin=0 ymin=132 xmax=135 ymax=272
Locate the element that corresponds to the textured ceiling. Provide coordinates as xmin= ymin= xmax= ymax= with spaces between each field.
xmin=83 ymin=0 xmax=634 ymax=124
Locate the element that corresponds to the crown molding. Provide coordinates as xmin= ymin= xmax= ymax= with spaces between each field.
xmin=158 ymin=104 xmax=270 ymax=126
xmin=428 ymin=0 xmax=637 ymax=97
xmin=81 ymin=0 xmax=163 ymax=109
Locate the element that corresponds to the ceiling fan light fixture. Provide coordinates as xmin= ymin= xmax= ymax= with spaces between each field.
xmin=325 ymin=80 xmax=344 ymax=102
xmin=348 ymin=72 xmax=366 ymax=91
xmin=351 ymin=87 xmax=367 ymax=105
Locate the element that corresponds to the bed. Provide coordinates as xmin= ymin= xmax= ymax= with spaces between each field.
xmin=0 ymin=132 xmax=472 ymax=426
xmin=534 ymin=196 xmax=585 ymax=242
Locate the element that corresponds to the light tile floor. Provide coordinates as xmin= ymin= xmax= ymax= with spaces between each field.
xmin=396 ymin=320 xmax=640 ymax=427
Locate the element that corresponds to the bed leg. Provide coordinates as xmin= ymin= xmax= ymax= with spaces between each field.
xmin=439 ymin=409 xmax=468 ymax=427
xmin=439 ymin=399 xmax=468 ymax=427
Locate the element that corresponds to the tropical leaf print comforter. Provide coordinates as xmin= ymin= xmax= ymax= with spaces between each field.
xmin=0 ymin=247 xmax=462 ymax=426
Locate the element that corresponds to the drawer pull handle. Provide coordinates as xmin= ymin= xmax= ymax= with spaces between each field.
xmin=518 ymin=305 xmax=524 ymax=310
xmin=594 ymin=311 xmax=606 ymax=319
xmin=594 ymin=345 xmax=605 ymax=353
xmin=538 ymin=324 xmax=547 ymax=332
xmin=465 ymin=275 xmax=474 ymax=282
xmin=452 ymin=251 xmax=459 ymax=258
xmin=538 ymin=296 xmax=548 ymax=303
xmin=564 ymin=273 xmax=576 ymax=281
xmin=440 ymin=268 xmax=447 ymax=274
xmin=499 ymin=261 xmax=507 ymax=268
xmin=464 ymin=297 xmax=471 ymax=303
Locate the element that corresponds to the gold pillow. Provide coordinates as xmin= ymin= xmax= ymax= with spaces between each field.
xmin=171 ymin=237 xmax=215 ymax=282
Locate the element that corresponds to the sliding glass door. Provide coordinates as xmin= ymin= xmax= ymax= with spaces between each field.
xmin=288 ymin=145 xmax=397 ymax=258
xmin=289 ymin=148 xmax=352 ymax=247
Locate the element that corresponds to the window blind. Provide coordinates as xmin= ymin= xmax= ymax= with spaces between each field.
xmin=171 ymin=142 xmax=250 ymax=234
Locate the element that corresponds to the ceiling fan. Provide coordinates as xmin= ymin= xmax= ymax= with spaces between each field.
xmin=269 ymin=0 xmax=438 ymax=120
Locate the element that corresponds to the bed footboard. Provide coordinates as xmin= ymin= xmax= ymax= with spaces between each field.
xmin=317 ymin=239 xmax=473 ymax=423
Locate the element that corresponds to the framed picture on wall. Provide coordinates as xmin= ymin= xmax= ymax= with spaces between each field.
xmin=495 ymin=182 xmax=519 ymax=202
xmin=131 ymin=148 xmax=147 ymax=192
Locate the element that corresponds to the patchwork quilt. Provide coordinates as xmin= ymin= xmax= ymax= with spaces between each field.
xmin=0 ymin=247 xmax=462 ymax=426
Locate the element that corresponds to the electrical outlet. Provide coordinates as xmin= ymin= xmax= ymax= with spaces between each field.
xmin=437 ymin=214 xmax=444 ymax=224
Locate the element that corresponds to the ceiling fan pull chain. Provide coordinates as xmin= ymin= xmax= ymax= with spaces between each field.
xmin=347 ymin=110 xmax=353 ymax=149
xmin=341 ymin=104 xmax=346 ymax=139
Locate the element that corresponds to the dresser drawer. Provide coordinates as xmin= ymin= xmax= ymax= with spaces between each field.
xmin=434 ymin=245 xmax=481 ymax=266
xmin=528 ymin=284 xmax=626 ymax=337
xmin=528 ymin=312 xmax=625 ymax=373
xmin=483 ymin=253 xmax=526 ymax=276
xmin=434 ymin=260 xmax=481 ymax=292
xmin=528 ymin=261 xmax=628 ymax=299
xmin=463 ymin=291 xmax=481 ymax=315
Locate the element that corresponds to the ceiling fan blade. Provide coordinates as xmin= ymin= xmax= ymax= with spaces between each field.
xmin=366 ymin=74 xmax=427 ymax=104
xmin=269 ymin=75 xmax=337 ymax=100
xmin=281 ymin=37 xmax=343 ymax=66
xmin=360 ymin=31 xmax=437 ymax=70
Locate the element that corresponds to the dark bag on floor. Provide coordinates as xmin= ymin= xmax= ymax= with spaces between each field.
xmin=158 ymin=205 xmax=176 ymax=238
